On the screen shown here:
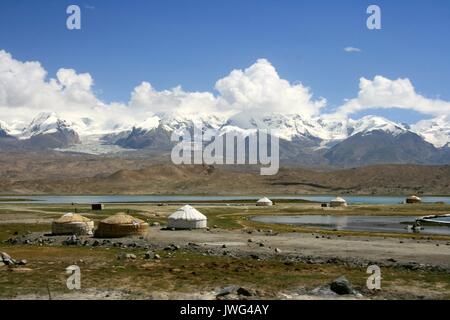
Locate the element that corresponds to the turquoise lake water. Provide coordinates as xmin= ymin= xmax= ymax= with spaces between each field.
xmin=1 ymin=195 xmax=449 ymax=204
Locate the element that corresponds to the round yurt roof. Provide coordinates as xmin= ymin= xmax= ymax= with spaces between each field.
xmin=331 ymin=197 xmax=347 ymax=203
xmin=100 ymin=212 xmax=145 ymax=225
xmin=169 ymin=205 xmax=207 ymax=221
xmin=54 ymin=212 xmax=91 ymax=223
xmin=407 ymin=195 xmax=422 ymax=200
xmin=257 ymin=197 xmax=273 ymax=203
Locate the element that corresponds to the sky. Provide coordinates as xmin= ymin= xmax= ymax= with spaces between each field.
xmin=0 ymin=0 xmax=450 ymax=128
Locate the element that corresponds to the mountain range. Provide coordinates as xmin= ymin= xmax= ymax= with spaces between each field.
xmin=0 ymin=111 xmax=449 ymax=167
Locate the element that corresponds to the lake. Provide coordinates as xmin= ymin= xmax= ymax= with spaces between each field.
xmin=0 ymin=195 xmax=449 ymax=204
xmin=251 ymin=215 xmax=450 ymax=236
xmin=0 ymin=195 xmax=450 ymax=204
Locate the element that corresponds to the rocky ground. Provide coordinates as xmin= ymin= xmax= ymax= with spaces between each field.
xmin=2 ymin=227 xmax=450 ymax=300
xmin=5 ymin=227 xmax=450 ymax=272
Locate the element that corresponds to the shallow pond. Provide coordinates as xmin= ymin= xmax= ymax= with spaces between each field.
xmin=251 ymin=215 xmax=450 ymax=236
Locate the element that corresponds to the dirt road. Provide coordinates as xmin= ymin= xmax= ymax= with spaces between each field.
xmin=146 ymin=228 xmax=450 ymax=269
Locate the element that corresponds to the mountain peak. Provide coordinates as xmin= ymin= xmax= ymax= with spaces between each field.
xmin=412 ymin=115 xmax=450 ymax=148
xmin=21 ymin=112 xmax=74 ymax=139
xmin=349 ymin=115 xmax=408 ymax=136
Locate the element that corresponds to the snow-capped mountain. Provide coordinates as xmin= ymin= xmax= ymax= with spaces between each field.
xmin=0 ymin=120 xmax=11 ymax=137
xmin=114 ymin=112 xmax=227 ymax=149
xmin=219 ymin=113 xmax=412 ymax=142
xmin=159 ymin=112 xmax=226 ymax=133
xmin=0 ymin=110 xmax=449 ymax=166
xmin=221 ymin=111 xmax=350 ymax=142
xmin=411 ymin=115 xmax=450 ymax=148
xmin=21 ymin=112 xmax=73 ymax=138
xmin=222 ymin=112 xmax=317 ymax=141
xmin=19 ymin=112 xmax=80 ymax=148
xmin=348 ymin=115 xmax=409 ymax=137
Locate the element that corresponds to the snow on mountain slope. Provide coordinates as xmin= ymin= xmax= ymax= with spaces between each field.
xmin=21 ymin=112 xmax=75 ymax=139
xmin=222 ymin=111 xmax=333 ymax=141
xmin=220 ymin=113 xmax=407 ymax=143
xmin=411 ymin=116 xmax=450 ymax=148
xmin=313 ymin=116 xmax=350 ymax=141
xmin=132 ymin=112 xmax=227 ymax=134
xmin=1 ymin=109 xmax=449 ymax=153
xmin=0 ymin=120 xmax=11 ymax=137
xmin=348 ymin=115 xmax=409 ymax=137
xmin=160 ymin=112 xmax=226 ymax=132
xmin=136 ymin=115 xmax=161 ymax=132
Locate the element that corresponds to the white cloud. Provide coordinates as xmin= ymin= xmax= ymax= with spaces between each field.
xmin=336 ymin=76 xmax=450 ymax=117
xmin=1 ymin=49 xmax=449 ymax=136
xmin=0 ymin=51 xmax=326 ymax=133
xmin=344 ymin=47 xmax=362 ymax=53
xmin=215 ymin=58 xmax=326 ymax=117
xmin=129 ymin=81 xmax=219 ymax=116
xmin=0 ymin=50 xmax=128 ymax=133
xmin=129 ymin=59 xmax=326 ymax=119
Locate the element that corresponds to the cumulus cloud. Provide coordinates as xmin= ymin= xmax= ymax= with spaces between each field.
xmin=0 ymin=51 xmax=327 ymax=133
xmin=0 ymin=51 xmax=98 ymax=111
xmin=0 ymin=50 xmax=129 ymax=133
xmin=129 ymin=59 xmax=326 ymax=118
xmin=129 ymin=81 xmax=219 ymax=116
xmin=1 ymin=49 xmax=449 ymax=136
xmin=336 ymin=76 xmax=450 ymax=117
xmin=215 ymin=59 xmax=326 ymax=117
xmin=344 ymin=47 xmax=361 ymax=53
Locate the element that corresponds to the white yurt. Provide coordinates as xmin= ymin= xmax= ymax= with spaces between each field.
xmin=330 ymin=197 xmax=348 ymax=207
xmin=167 ymin=205 xmax=207 ymax=229
xmin=52 ymin=213 xmax=94 ymax=236
xmin=256 ymin=197 xmax=273 ymax=206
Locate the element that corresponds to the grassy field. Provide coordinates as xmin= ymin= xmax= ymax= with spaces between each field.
xmin=1 ymin=202 xmax=450 ymax=239
xmin=1 ymin=245 xmax=450 ymax=299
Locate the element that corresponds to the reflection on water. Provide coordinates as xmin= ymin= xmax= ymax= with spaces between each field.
xmin=251 ymin=215 xmax=450 ymax=236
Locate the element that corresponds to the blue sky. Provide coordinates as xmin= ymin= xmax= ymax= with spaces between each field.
xmin=1 ymin=0 xmax=450 ymax=123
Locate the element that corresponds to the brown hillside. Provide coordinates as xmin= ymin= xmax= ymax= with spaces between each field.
xmin=1 ymin=155 xmax=448 ymax=195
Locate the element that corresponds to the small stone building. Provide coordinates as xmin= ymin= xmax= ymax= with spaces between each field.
xmin=91 ymin=203 xmax=104 ymax=211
